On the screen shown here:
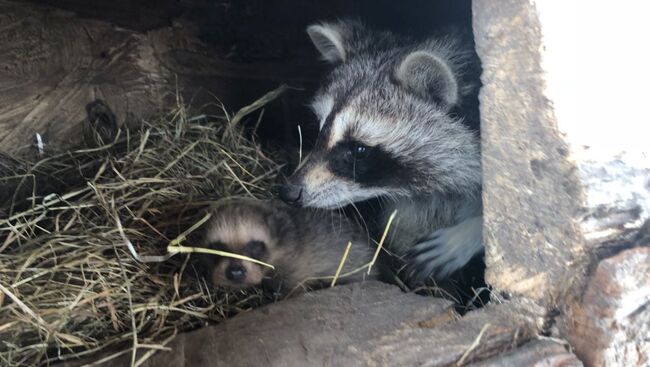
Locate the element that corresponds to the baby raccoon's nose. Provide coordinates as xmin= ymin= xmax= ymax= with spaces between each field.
xmin=225 ymin=264 xmax=247 ymax=282
xmin=279 ymin=183 xmax=303 ymax=206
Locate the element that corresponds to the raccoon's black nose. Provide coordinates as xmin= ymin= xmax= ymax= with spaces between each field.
xmin=279 ymin=184 xmax=302 ymax=206
xmin=226 ymin=264 xmax=246 ymax=282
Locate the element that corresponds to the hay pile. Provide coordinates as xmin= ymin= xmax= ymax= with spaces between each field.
xmin=0 ymin=88 xmax=286 ymax=366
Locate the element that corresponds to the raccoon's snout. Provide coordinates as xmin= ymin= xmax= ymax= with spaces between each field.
xmin=225 ymin=263 xmax=247 ymax=282
xmin=279 ymin=183 xmax=303 ymax=206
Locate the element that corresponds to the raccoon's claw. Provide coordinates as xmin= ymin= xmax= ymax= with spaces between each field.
xmin=403 ymin=216 xmax=483 ymax=287
xmin=404 ymin=231 xmax=455 ymax=285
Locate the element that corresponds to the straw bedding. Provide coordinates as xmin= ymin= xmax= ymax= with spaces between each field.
xmin=0 ymin=88 xmax=286 ymax=366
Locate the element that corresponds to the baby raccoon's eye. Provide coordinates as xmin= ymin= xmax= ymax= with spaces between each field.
xmin=203 ymin=241 xmax=228 ymax=265
xmin=245 ymin=240 xmax=266 ymax=259
xmin=208 ymin=241 xmax=228 ymax=251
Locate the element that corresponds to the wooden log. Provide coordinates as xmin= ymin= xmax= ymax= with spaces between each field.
xmin=474 ymin=0 xmax=650 ymax=301
xmin=474 ymin=2 xmax=649 ymax=364
xmin=73 ymin=281 xmax=565 ymax=367
xmin=563 ymin=246 xmax=650 ymax=367
xmin=22 ymin=0 xmax=182 ymax=31
xmin=0 ymin=0 xmax=167 ymax=153
xmin=0 ymin=0 xmax=320 ymax=156
xmin=472 ymin=0 xmax=585 ymax=305
xmin=469 ymin=339 xmax=582 ymax=367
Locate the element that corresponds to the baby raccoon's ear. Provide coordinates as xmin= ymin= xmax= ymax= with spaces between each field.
xmin=307 ymin=23 xmax=347 ymax=63
xmin=262 ymin=204 xmax=294 ymax=240
xmin=394 ymin=51 xmax=459 ymax=107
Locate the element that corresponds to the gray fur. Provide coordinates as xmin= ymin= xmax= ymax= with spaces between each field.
xmin=394 ymin=51 xmax=459 ymax=107
xmin=203 ymin=198 xmax=378 ymax=295
xmin=285 ymin=20 xmax=483 ymax=283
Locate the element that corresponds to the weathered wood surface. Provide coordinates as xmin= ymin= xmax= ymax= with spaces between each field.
xmin=564 ymin=246 xmax=650 ymax=367
xmin=0 ymin=0 xmax=165 ymax=153
xmin=24 ymin=0 xmax=183 ymax=31
xmin=474 ymin=0 xmax=649 ymax=365
xmin=469 ymin=339 xmax=582 ymax=367
xmin=473 ymin=0 xmax=584 ymax=304
xmin=76 ymin=281 xmax=566 ymax=367
xmin=0 ymin=0 xmax=320 ymax=156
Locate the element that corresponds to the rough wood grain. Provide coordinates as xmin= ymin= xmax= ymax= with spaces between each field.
xmin=469 ymin=339 xmax=582 ymax=367
xmin=0 ymin=0 xmax=167 ymax=153
xmin=338 ymin=297 xmax=545 ymax=366
xmin=74 ymin=282 xmax=556 ymax=367
xmin=564 ymin=246 xmax=650 ymax=367
xmin=473 ymin=0 xmax=584 ymax=303
xmin=474 ymin=4 xmax=649 ymax=364
xmin=0 ymin=0 xmax=321 ymax=156
xmin=23 ymin=0 xmax=182 ymax=31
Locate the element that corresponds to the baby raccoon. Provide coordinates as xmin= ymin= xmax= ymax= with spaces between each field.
xmin=198 ymin=198 xmax=377 ymax=294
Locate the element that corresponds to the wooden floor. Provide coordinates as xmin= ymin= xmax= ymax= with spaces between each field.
xmin=63 ymin=282 xmax=582 ymax=367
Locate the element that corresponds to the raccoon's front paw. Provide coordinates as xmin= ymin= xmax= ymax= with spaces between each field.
xmin=403 ymin=216 xmax=483 ymax=286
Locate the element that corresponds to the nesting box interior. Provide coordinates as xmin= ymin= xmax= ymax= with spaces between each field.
xmin=3 ymin=0 xmax=486 ymax=305
xmin=2 ymin=0 xmax=476 ymax=153
xmin=1 ymin=0 xmax=647 ymax=366
xmin=0 ymin=1 xmax=489 ymax=365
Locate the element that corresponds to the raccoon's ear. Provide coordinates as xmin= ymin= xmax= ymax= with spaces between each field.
xmin=307 ymin=23 xmax=346 ymax=63
xmin=395 ymin=51 xmax=459 ymax=107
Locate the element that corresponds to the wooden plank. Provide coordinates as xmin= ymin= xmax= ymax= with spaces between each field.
xmin=469 ymin=339 xmax=582 ymax=367
xmin=0 ymin=0 xmax=167 ymax=153
xmin=563 ymin=246 xmax=650 ymax=367
xmin=21 ymin=0 xmax=182 ymax=31
xmin=0 ymin=0 xmax=320 ymax=156
xmin=131 ymin=282 xmax=455 ymax=367
xmin=68 ymin=282 xmax=562 ymax=367
xmin=474 ymin=3 xmax=649 ymax=363
xmin=473 ymin=0 xmax=584 ymax=304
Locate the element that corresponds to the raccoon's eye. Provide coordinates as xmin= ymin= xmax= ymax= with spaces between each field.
xmin=205 ymin=241 xmax=229 ymax=264
xmin=208 ymin=241 xmax=228 ymax=251
xmin=245 ymin=240 xmax=266 ymax=260
xmin=352 ymin=143 xmax=369 ymax=159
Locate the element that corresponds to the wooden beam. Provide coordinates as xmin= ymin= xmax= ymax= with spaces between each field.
xmin=70 ymin=282 xmax=567 ymax=367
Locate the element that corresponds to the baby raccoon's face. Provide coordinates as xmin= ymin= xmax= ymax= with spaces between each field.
xmin=208 ymin=239 xmax=269 ymax=288
xmin=201 ymin=204 xmax=278 ymax=289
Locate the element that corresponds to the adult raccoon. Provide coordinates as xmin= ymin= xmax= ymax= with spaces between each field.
xmin=279 ymin=20 xmax=483 ymax=284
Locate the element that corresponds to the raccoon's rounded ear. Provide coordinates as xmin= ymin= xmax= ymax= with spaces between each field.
xmin=395 ymin=51 xmax=459 ymax=107
xmin=307 ymin=24 xmax=346 ymax=63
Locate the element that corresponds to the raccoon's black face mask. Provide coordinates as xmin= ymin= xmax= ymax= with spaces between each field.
xmin=280 ymin=112 xmax=416 ymax=209
xmin=326 ymin=138 xmax=410 ymax=187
